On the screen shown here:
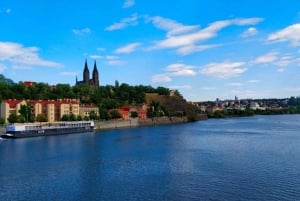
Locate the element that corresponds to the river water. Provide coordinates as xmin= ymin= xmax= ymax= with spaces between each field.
xmin=1 ymin=115 xmax=300 ymax=201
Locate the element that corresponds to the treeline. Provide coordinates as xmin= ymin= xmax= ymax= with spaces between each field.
xmin=209 ymin=107 xmax=300 ymax=118
xmin=0 ymin=75 xmax=189 ymax=123
xmin=0 ymin=76 xmax=178 ymax=109
xmin=208 ymin=109 xmax=255 ymax=118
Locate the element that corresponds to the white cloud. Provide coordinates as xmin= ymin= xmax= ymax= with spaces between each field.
xmin=0 ymin=63 xmax=6 ymax=73
xmin=252 ymin=51 xmax=300 ymax=67
xmin=0 ymin=41 xmax=62 ymax=67
xmin=115 ymin=42 xmax=141 ymax=53
xmin=97 ymin=47 xmax=106 ymax=52
xmin=253 ymin=51 xmax=278 ymax=64
xmin=151 ymin=17 xmax=263 ymax=55
xmin=200 ymin=61 xmax=247 ymax=78
xmin=152 ymin=74 xmax=171 ymax=83
xmin=89 ymin=55 xmax=103 ymax=59
xmin=268 ymin=24 xmax=300 ymax=45
xmin=275 ymin=56 xmax=300 ymax=67
xmin=165 ymin=63 xmax=197 ymax=76
xmin=148 ymin=16 xmax=199 ymax=37
xmin=151 ymin=63 xmax=197 ymax=83
xmin=232 ymin=18 xmax=263 ymax=25
xmin=228 ymin=82 xmax=244 ymax=87
xmin=247 ymin=79 xmax=260 ymax=83
xmin=106 ymin=55 xmax=125 ymax=66
xmin=72 ymin=28 xmax=91 ymax=35
xmin=123 ymin=0 xmax=135 ymax=8
xmin=107 ymin=60 xmax=125 ymax=66
xmin=60 ymin=72 xmax=77 ymax=76
xmin=176 ymin=44 xmax=219 ymax=55
xmin=105 ymin=13 xmax=139 ymax=31
xmin=106 ymin=55 xmax=119 ymax=60
xmin=242 ymin=27 xmax=258 ymax=37
xmin=12 ymin=65 xmax=32 ymax=70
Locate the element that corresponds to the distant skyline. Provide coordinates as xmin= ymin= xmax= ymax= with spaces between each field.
xmin=1 ymin=0 xmax=300 ymax=101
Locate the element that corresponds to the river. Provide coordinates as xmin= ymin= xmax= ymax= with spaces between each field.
xmin=1 ymin=115 xmax=300 ymax=200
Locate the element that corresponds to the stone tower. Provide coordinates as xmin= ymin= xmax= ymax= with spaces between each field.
xmin=92 ymin=61 xmax=99 ymax=87
xmin=76 ymin=60 xmax=99 ymax=87
xmin=83 ymin=60 xmax=90 ymax=84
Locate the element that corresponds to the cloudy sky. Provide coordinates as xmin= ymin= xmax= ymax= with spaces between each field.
xmin=1 ymin=0 xmax=300 ymax=101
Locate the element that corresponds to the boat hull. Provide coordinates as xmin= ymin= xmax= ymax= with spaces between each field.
xmin=1 ymin=126 xmax=95 ymax=139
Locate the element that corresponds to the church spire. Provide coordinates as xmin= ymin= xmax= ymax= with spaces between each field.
xmin=83 ymin=59 xmax=89 ymax=84
xmin=92 ymin=60 xmax=99 ymax=87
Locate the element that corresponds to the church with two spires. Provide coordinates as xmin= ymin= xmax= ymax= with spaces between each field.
xmin=76 ymin=60 xmax=99 ymax=87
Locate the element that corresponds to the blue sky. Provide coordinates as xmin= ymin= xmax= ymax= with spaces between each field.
xmin=1 ymin=0 xmax=300 ymax=101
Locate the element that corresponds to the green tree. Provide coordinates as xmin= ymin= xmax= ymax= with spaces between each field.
xmin=156 ymin=86 xmax=170 ymax=95
xmin=61 ymin=114 xmax=69 ymax=121
xmin=110 ymin=109 xmax=122 ymax=119
xmin=99 ymin=109 xmax=110 ymax=120
xmin=54 ymin=84 xmax=75 ymax=99
xmin=7 ymin=113 xmax=18 ymax=124
xmin=19 ymin=104 xmax=31 ymax=122
xmin=130 ymin=111 xmax=138 ymax=118
xmin=89 ymin=110 xmax=98 ymax=120
xmin=73 ymin=83 xmax=92 ymax=103
xmin=0 ymin=117 xmax=5 ymax=125
xmin=17 ymin=115 xmax=25 ymax=123
xmin=36 ymin=114 xmax=47 ymax=123
xmin=77 ymin=115 xmax=83 ymax=121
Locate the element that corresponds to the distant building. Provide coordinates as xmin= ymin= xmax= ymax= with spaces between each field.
xmin=0 ymin=99 xmax=82 ymax=122
xmin=249 ymin=102 xmax=265 ymax=110
xmin=24 ymin=81 xmax=36 ymax=87
xmin=117 ymin=105 xmax=147 ymax=120
xmin=76 ymin=60 xmax=99 ymax=87
xmin=79 ymin=104 xmax=99 ymax=118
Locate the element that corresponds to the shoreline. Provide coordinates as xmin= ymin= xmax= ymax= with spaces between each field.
xmin=0 ymin=115 xmax=208 ymax=134
xmin=95 ymin=115 xmax=208 ymax=131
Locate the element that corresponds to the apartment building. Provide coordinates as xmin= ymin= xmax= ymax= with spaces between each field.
xmin=0 ymin=99 xmax=81 ymax=122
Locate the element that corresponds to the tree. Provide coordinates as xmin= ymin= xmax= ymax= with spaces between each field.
xmin=0 ymin=117 xmax=5 ymax=125
xmin=99 ymin=109 xmax=110 ymax=120
xmin=156 ymin=86 xmax=170 ymax=95
xmin=61 ymin=114 xmax=69 ymax=121
xmin=36 ymin=114 xmax=47 ymax=123
xmin=89 ymin=110 xmax=98 ymax=120
xmin=110 ymin=109 xmax=122 ymax=119
xmin=19 ymin=104 xmax=31 ymax=122
xmin=17 ymin=115 xmax=25 ymax=123
xmin=54 ymin=84 xmax=75 ymax=99
xmin=77 ymin=115 xmax=83 ymax=121
xmin=7 ymin=113 xmax=18 ymax=124
xmin=130 ymin=111 xmax=138 ymax=118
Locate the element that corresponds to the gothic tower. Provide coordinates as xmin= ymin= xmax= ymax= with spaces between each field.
xmin=83 ymin=59 xmax=90 ymax=84
xmin=92 ymin=60 xmax=99 ymax=87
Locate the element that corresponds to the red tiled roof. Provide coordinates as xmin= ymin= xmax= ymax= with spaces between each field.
xmin=4 ymin=100 xmax=23 ymax=107
xmin=24 ymin=81 xmax=36 ymax=87
xmin=81 ymin=104 xmax=97 ymax=108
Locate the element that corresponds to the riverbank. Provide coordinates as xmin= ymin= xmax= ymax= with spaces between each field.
xmin=95 ymin=114 xmax=208 ymax=131
xmin=0 ymin=114 xmax=208 ymax=133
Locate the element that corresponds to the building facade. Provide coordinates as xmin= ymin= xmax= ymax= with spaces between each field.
xmin=76 ymin=60 xmax=99 ymax=87
xmin=79 ymin=104 xmax=99 ymax=118
xmin=0 ymin=99 xmax=84 ymax=123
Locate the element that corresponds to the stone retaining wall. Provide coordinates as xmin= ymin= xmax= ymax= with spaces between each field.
xmin=94 ymin=115 xmax=208 ymax=131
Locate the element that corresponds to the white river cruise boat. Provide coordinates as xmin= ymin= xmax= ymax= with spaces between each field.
xmin=1 ymin=121 xmax=95 ymax=139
